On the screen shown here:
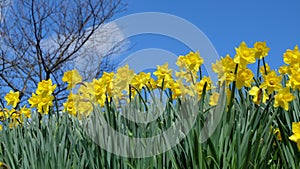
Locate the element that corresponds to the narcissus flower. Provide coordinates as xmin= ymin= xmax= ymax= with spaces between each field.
xmin=289 ymin=121 xmax=300 ymax=151
xmin=130 ymin=72 xmax=154 ymax=97
xmin=62 ymin=69 xmax=82 ymax=90
xmin=176 ymin=51 xmax=204 ymax=73
xmin=154 ymin=63 xmax=173 ymax=89
xmin=259 ymin=63 xmax=271 ymax=75
xmin=194 ymin=76 xmax=213 ymax=98
xmin=36 ymin=79 xmax=57 ymax=97
xmin=249 ymin=86 xmax=269 ymax=105
xmin=274 ymin=87 xmax=294 ymax=111
xmin=283 ymin=45 xmax=300 ymax=66
xmin=28 ymin=93 xmax=40 ymax=108
xmin=235 ymin=68 xmax=254 ymax=89
xmin=234 ymin=41 xmax=257 ymax=67
xmin=168 ymin=80 xmax=182 ymax=100
xmin=254 ymin=41 xmax=270 ymax=59
xmin=184 ymin=51 xmax=204 ymax=72
xmin=101 ymin=72 xmax=115 ymax=97
xmin=29 ymin=79 xmax=56 ymax=114
xmin=212 ymin=54 xmax=236 ymax=84
xmin=278 ymin=65 xmax=289 ymax=75
xmin=287 ymin=70 xmax=300 ymax=90
xmin=114 ymin=64 xmax=135 ymax=95
xmin=175 ymin=70 xmax=198 ymax=84
xmin=209 ymin=92 xmax=219 ymax=106
xmin=4 ymin=90 xmax=20 ymax=108
xmin=63 ymin=92 xmax=77 ymax=116
xmin=260 ymin=71 xmax=282 ymax=93
xmin=20 ymin=106 xmax=31 ymax=118
xmin=0 ymin=109 xmax=9 ymax=121
xmin=36 ymin=95 xmax=54 ymax=114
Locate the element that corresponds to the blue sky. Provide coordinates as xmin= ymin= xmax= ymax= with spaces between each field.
xmin=115 ymin=0 xmax=300 ymax=71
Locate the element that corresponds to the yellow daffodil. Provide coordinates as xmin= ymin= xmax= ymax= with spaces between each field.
xmin=29 ymin=79 xmax=56 ymax=115
xmin=4 ymin=90 xmax=20 ymax=108
xmin=287 ymin=71 xmax=300 ymax=90
xmin=260 ymin=71 xmax=282 ymax=93
xmin=36 ymin=95 xmax=54 ymax=114
xmin=176 ymin=80 xmax=194 ymax=97
xmin=62 ymin=69 xmax=83 ymax=90
xmin=94 ymin=78 xmax=106 ymax=98
xmin=176 ymin=55 xmax=187 ymax=70
xmin=114 ymin=64 xmax=135 ymax=97
xmin=130 ymin=72 xmax=154 ymax=98
xmin=168 ymin=80 xmax=182 ymax=100
xmin=254 ymin=41 xmax=270 ymax=59
xmin=101 ymin=72 xmax=115 ymax=97
xmin=289 ymin=121 xmax=300 ymax=151
xmin=131 ymin=72 xmax=152 ymax=90
xmin=278 ymin=65 xmax=290 ymax=75
xmin=235 ymin=68 xmax=254 ymax=89
xmin=212 ymin=54 xmax=235 ymax=83
xmin=28 ymin=93 xmax=41 ymax=108
xmin=36 ymin=79 xmax=56 ymax=96
xmin=259 ymin=63 xmax=271 ymax=75
xmin=184 ymin=51 xmax=204 ymax=72
xmin=234 ymin=41 xmax=257 ymax=67
xmin=176 ymin=51 xmax=204 ymax=73
xmin=63 ymin=92 xmax=77 ymax=116
xmin=274 ymin=87 xmax=294 ymax=111
xmin=0 ymin=125 xmax=2 ymax=131
xmin=0 ymin=109 xmax=9 ymax=121
xmin=153 ymin=63 xmax=173 ymax=89
xmin=175 ymin=70 xmax=198 ymax=84
xmin=20 ymin=106 xmax=31 ymax=119
xmin=77 ymin=101 xmax=93 ymax=118
xmin=194 ymin=76 xmax=212 ymax=98
xmin=8 ymin=108 xmax=20 ymax=120
xmin=249 ymin=86 xmax=269 ymax=105
xmin=283 ymin=45 xmax=300 ymax=66
xmin=209 ymin=92 xmax=219 ymax=106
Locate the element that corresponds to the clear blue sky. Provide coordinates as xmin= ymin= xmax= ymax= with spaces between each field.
xmin=115 ymin=0 xmax=300 ymax=71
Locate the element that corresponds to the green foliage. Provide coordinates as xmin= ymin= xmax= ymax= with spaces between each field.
xmin=1 ymin=88 xmax=300 ymax=169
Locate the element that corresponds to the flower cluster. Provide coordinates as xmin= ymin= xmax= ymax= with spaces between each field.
xmin=2 ymin=41 xmax=300 ymax=153
xmin=28 ymin=79 xmax=56 ymax=114
xmin=1 ymin=90 xmax=31 ymax=128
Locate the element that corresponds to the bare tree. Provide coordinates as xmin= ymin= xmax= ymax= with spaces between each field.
xmin=0 ymin=0 xmax=125 ymax=104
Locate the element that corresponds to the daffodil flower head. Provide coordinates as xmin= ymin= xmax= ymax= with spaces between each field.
xmin=234 ymin=41 xmax=257 ymax=68
xmin=289 ymin=121 xmax=300 ymax=150
xmin=114 ymin=64 xmax=135 ymax=97
xmin=212 ymin=54 xmax=236 ymax=83
xmin=36 ymin=79 xmax=57 ymax=96
xmin=209 ymin=92 xmax=220 ymax=106
xmin=278 ymin=65 xmax=290 ymax=75
xmin=153 ymin=63 xmax=173 ymax=89
xmin=62 ymin=69 xmax=83 ymax=90
xmin=287 ymin=70 xmax=300 ymax=90
xmin=184 ymin=51 xmax=204 ymax=72
xmin=194 ymin=76 xmax=213 ymax=98
xmin=274 ymin=87 xmax=294 ymax=111
xmin=235 ymin=68 xmax=254 ymax=89
xmin=4 ymin=90 xmax=20 ymax=108
xmin=259 ymin=63 xmax=271 ymax=75
xmin=249 ymin=86 xmax=269 ymax=105
xmin=283 ymin=45 xmax=300 ymax=66
xmin=254 ymin=41 xmax=270 ymax=59
xmin=260 ymin=71 xmax=282 ymax=93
